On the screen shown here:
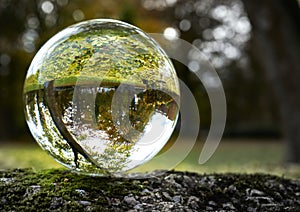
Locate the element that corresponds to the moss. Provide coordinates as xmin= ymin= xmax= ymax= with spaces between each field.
xmin=0 ymin=168 xmax=143 ymax=211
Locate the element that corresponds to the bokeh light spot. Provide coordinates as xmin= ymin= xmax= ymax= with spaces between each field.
xmin=41 ymin=1 xmax=54 ymax=14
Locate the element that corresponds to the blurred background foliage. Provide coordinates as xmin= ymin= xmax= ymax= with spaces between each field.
xmin=0 ymin=0 xmax=299 ymax=164
xmin=0 ymin=0 xmax=279 ymax=138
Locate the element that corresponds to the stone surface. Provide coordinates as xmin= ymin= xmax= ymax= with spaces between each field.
xmin=0 ymin=168 xmax=299 ymax=211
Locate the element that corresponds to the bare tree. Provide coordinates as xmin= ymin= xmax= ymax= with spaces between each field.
xmin=242 ymin=0 xmax=300 ymax=163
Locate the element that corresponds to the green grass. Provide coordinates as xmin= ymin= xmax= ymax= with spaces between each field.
xmin=0 ymin=143 xmax=62 ymax=170
xmin=0 ymin=139 xmax=299 ymax=179
xmin=177 ymin=139 xmax=300 ymax=179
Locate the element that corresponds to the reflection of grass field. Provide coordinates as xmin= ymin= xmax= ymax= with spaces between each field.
xmin=0 ymin=139 xmax=299 ymax=179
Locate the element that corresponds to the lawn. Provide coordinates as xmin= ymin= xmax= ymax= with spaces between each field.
xmin=0 ymin=139 xmax=299 ymax=179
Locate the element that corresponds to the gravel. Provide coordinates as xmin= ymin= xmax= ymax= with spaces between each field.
xmin=0 ymin=168 xmax=299 ymax=211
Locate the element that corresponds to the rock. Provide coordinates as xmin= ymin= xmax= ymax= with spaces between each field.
xmin=140 ymin=195 xmax=152 ymax=203
xmin=162 ymin=191 xmax=173 ymax=201
xmin=141 ymin=188 xmax=150 ymax=195
xmin=50 ymin=197 xmax=65 ymax=209
xmin=226 ymin=184 xmax=237 ymax=193
xmin=172 ymin=195 xmax=181 ymax=203
xmin=133 ymin=203 xmax=142 ymax=209
xmin=154 ymin=192 xmax=161 ymax=199
xmin=78 ymin=200 xmax=91 ymax=206
xmin=247 ymin=206 xmax=257 ymax=212
xmin=124 ymin=195 xmax=139 ymax=206
xmin=24 ymin=185 xmax=41 ymax=197
xmin=1 ymin=197 xmax=7 ymax=204
xmin=75 ymin=189 xmax=87 ymax=197
xmin=206 ymin=206 xmax=214 ymax=211
xmin=0 ymin=177 xmax=14 ymax=185
xmin=182 ymin=175 xmax=194 ymax=187
xmin=208 ymin=200 xmax=217 ymax=206
xmin=134 ymin=202 xmax=154 ymax=210
xmin=187 ymin=196 xmax=199 ymax=209
xmin=246 ymin=188 xmax=265 ymax=196
xmin=0 ymin=169 xmax=299 ymax=211
xmin=222 ymin=202 xmax=235 ymax=210
xmin=160 ymin=201 xmax=175 ymax=210
xmin=111 ymin=198 xmax=121 ymax=206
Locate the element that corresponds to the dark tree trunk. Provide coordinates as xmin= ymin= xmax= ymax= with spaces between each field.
xmin=242 ymin=0 xmax=300 ymax=163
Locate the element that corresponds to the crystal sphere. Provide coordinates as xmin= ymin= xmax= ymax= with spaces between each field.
xmin=23 ymin=19 xmax=180 ymax=175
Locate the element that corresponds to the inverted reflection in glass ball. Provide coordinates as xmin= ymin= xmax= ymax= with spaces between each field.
xmin=23 ymin=19 xmax=180 ymax=175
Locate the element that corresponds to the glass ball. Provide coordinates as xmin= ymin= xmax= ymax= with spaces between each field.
xmin=23 ymin=19 xmax=180 ymax=175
